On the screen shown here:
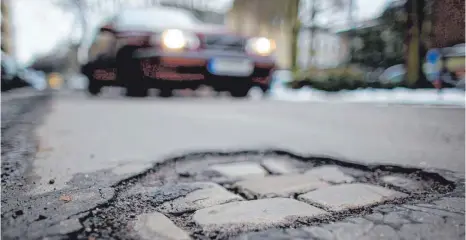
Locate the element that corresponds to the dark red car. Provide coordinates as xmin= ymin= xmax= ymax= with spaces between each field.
xmin=81 ymin=6 xmax=276 ymax=97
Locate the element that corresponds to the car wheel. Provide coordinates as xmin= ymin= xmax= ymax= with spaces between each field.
xmin=158 ymin=88 xmax=173 ymax=98
xmin=117 ymin=47 xmax=147 ymax=98
xmin=82 ymin=64 xmax=102 ymax=96
xmin=229 ymin=85 xmax=250 ymax=98
xmin=1 ymin=79 xmax=9 ymax=92
xmin=260 ymin=84 xmax=271 ymax=97
xmin=87 ymin=78 xmax=102 ymax=96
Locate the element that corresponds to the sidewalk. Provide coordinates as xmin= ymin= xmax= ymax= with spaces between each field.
xmin=268 ymin=87 xmax=465 ymax=107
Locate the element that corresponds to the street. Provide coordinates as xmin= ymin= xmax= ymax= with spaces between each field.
xmin=33 ymin=91 xmax=464 ymax=195
xmin=1 ymin=89 xmax=465 ymax=239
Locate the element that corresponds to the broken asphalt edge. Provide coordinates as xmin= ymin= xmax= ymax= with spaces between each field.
xmin=64 ymin=148 xmax=462 ymax=239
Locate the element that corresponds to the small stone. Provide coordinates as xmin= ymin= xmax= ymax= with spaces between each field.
xmin=298 ymin=183 xmax=408 ymax=211
xmin=133 ymin=212 xmax=191 ymax=240
xmin=59 ymin=195 xmax=72 ymax=202
xmin=208 ymin=162 xmax=267 ymax=179
xmin=37 ymin=215 xmax=47 ymax=221
xmin=48 ymin=179 xmax=55 ymax=184
xmin=234 ymin=174 xmax=329 ymax=198
xmin=153 ymin=182 xmax=243 ymax=214
xmin=193 ymin=198 xmax=327 ymax=231
xmin=305 ymin=165 xmax=354 ymax=183
xmin=85 ymin=227 xmax=92 ymax=232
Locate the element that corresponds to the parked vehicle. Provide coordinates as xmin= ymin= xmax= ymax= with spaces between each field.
xmin=17 ymin=68 xmax=47 ymax=91
xmin=2 ymin=51 xmax=48 ymax=92
xmin=80 ymin=6 xmax=276 ymax=97
xmin=1 ymin=52 xmax=28 ymax=91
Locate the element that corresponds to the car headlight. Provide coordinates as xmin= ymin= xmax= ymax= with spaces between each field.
xmin=158 ymin=29 xmax=200 ymax=50
xmin=246 ymin=37 xmax=276 ymax=56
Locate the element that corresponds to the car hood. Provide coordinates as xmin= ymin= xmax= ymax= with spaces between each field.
xmin=186 ymin=24 xmax=232 ymax=34
xmin=118 ymin=23 xmax=237 ymax=36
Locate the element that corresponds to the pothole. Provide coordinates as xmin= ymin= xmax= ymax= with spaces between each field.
xmin=71 ymin=150 xmax=455 ymax=240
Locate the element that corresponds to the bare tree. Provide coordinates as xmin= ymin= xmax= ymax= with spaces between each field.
xmin=300 ymin=0 xmax=347 ymax=68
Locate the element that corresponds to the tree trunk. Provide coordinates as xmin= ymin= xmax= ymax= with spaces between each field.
xmin=307 ymin=0 xmax=316 ymax=67
xmin=290 ymin=0 xmax=300 ymax=73
xmin=405 ymin=0 xmax=430 ymax=87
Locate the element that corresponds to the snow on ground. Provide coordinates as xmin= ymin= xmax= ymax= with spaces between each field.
xmin=267 ymin=87 xmax=465 ymax=107
xmin=267 ymin=72 xmax=465 ymax=106
xmin=63 ymin=73 xmax=465 ymax=107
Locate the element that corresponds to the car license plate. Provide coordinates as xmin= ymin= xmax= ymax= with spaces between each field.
xmin=208 ymin=58 xmax=253 ymax=77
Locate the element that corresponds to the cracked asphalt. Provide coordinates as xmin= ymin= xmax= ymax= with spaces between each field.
xmin=1 ymin=89 xmax=465 ymax=240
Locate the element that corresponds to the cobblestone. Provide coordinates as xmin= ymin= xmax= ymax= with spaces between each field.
xmin=151 ymin=182 xmax=243 ymax=214
xmin=67 ymin=152 xmax=463 ymax=240
xmin=234 ymin=174 xmax=329 ymax=198
xmin=260 ymin=158 xmax=306 ymax=174
xmin=133 ymin=212 xmax=191 ymax=240
xmin=193 ymin=198 xmax=327 ymax=232
xmin=236 ymin=197 xmax=465 ymax=240
xmin=298 ymin=183 xmax=408 ymax=211
xmin=382 ymin=175 xmax=425 ymax=192
xmin=304 ymin=165 xmax=355 ymax=184
xmin=208 ymin=162 xmax=268 ymax=179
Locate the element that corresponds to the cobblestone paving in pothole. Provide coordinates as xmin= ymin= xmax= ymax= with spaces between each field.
xmin=73 ymin=152 xmax=464 ymax=240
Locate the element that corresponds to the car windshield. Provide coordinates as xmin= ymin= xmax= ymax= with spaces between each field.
xmin=114 ymin=7 xmax=201 ymax=31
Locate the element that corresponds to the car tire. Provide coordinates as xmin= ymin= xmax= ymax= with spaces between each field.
xmin=260 ymin=85 xmax=270 ymax=97
xmin=82 ymin=63 xmax=102 ymax=96
xmin=158 ymin=88 xmax=173 ymax=98
xmin=87 ymin=79 xmax=102 ymax=96
xmin=229 ymin=85 xmax=250 ymax=98
xmin=117 ymin=47 xmax=148 ymax=98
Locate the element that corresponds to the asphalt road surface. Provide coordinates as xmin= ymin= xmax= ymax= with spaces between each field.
xmin=28 ymin=91 xmax=465 ymax=195
xmin=1 ymin=89 xmax=464 ymax=239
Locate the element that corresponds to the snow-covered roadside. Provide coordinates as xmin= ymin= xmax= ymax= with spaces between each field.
xmin=267 ymin=87 xmax=465 ymax=107
xmin=65 ymin=71 xmax=465 ymax=107
xmin=265 ymin=70 xmax=465 ymax=107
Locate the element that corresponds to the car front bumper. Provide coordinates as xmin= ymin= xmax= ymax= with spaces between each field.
xmin=134 ymin=48 xmax=275 ymax=86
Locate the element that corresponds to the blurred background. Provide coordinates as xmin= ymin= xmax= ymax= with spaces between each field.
xmin=1 ymin=0 xmax=465 ymax=103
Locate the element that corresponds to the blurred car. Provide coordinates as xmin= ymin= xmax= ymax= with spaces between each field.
xmin=1 ymin=52 xmax=30 ymax=91
xmin=378 ymin=64 xmax=405 ymax=84
xmin=80 ymin=6 xmax=276 ymax=97
xmin=17 ymin=68 xmax=47 ymax=91
xmin=381 ymin=62 xmax=464 ymax=89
